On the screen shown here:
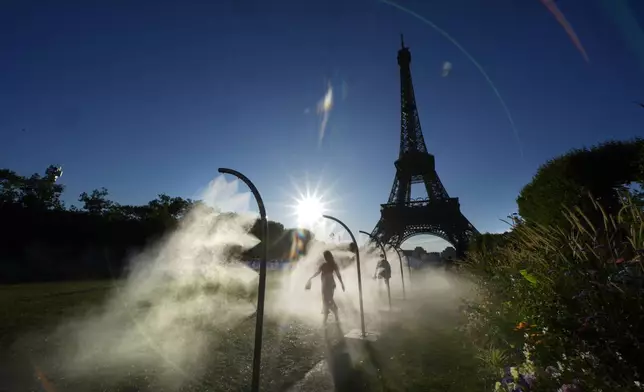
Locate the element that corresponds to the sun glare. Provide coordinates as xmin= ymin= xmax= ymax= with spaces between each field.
xmin=295 ymin=195 xmax=325 ymax=226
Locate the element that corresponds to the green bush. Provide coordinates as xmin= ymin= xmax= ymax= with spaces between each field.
xmin=464 ymin=196 xmax=644 ymax=391
xmin=517 ymin=138 xmax=644 ymax=230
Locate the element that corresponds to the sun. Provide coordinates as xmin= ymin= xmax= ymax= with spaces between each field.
xmin=295 ymin=194 xmax=325 ymax=227
xmin=286 ymin=177 xmax=335 ymax=228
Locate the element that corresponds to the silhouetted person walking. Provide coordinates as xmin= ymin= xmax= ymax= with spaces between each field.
xmin=307 ymin=250 xmax=345 ymax=324
xmin=374 ymin=254 xmax=392 ymax=309
xmin=374 ymin=254 xmax=391 ymax=283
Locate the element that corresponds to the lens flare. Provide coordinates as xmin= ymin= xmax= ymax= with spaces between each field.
xmin=442 ymin=61 xmax=452 ymax=77
xmin=317 ymin=83 xmax=334 ymax=145
xmin=289 ymin=229 xmax=309 ymax=260
xmin=285 ymin=176 xmax=340 ymax=242
xmin=540 ymin=0 xmax=589 ymax=63
xmin=295 ymin=194 xmax=325 ymax=227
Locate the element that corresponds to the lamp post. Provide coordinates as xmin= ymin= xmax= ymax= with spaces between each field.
xmin=359 ymin=231 xmax=392 ymax=310
xmin=218 ymin=168 xmax=267 ymax=392
xmin=322 ymin=214 xmax=366 ymax=338
xmin=391 ymin=246 xmax=407 ymax=299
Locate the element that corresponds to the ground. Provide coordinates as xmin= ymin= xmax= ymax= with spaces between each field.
xmin=0 ymin=270 xmax=490 ymax=391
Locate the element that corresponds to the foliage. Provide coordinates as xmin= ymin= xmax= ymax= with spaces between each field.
xmin=0 ymin=165 xmax=65 ymax=210
xmin=78 ymin=187 xmax=114 ymax=215
xmin=517 ymin=138 xmax=644 ymax=229
xmin=0 ymin=165 xmax=313 ymax=283
xmin=464 ymin=195 xmax=644 ymax=391
xmin=469 ymin=232 xmax=510 ymax=253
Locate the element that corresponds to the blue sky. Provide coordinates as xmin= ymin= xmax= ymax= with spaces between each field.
xmin=2 ymin=0 xmax=644 ymax=251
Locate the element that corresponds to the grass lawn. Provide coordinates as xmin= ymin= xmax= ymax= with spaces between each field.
xmin=361 ymin=305 xmax=494 ymax=391
xmin=307 ymin=296 xmax=494 ymax=392
xmin=0 ymin=273 xmax=326 ymax=392
xmin=0 ymin=271 xmax=490 ymax=391
xmin=0 ymin=279 xmax=117 ymax=348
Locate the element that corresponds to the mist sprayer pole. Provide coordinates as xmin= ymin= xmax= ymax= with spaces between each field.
xmin=218 ymin=168 xmax=267 ymax=392
xmin=399 ymin=246 xmax=412 ymax=288
xmin=323 ymin=215 xmax=365 ymax=338
xmin=359 ymin=231 xmax=392 ymax=310
xmin=391 ymin=246 xmax=406 ymax=299
xmin=397 ymin=246 xmax=412 ymax=287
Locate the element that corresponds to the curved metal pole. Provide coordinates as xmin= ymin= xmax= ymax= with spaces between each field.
xmin=218 ymin=168 xmax=267 ymax=392
xmin=391 ymin=246 xmax=406 ymax=299
xmin=358 ymin=231 xmax=387 ymax=261
xmin=359 ymin=231 xmax=392 ymax=309
xmin=323 ymin=215 xmax=366 ymax=338
xmin=397 ymin=246 xmax=412 ymax=288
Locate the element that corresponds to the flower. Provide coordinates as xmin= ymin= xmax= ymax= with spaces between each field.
xmin=515 ymin=321 xmax=529 ymax=331
xmin=558 ymin=384 xmax=579 ymax=392
xmin=522 ymin=373 xmax=536 ymax=387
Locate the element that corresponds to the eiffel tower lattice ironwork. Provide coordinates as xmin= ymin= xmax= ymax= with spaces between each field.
xmin=371 ymin=36 xmax=478 ymax=257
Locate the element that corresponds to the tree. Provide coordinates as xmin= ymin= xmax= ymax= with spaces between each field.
xmin=147 ymin=194 xmax=193 ymax=220
xmin=468 ymin=232 xmax=508 ymax=253
xmin=79 ymin=187 xmax=114 ymax=215
xmin=0 ymin=165 xmax=64 ymax=210
xmin=0 ymin=164 xmax=315 ymax=283
xmin=440 ymin=246 xmax=457 ymax=260
xmin=412 ymin=246 xmax=427 ymax=258
xmin=0 ymin=169 xmax=23 ymax=206
xmin=517 ymin=139 xmax=644 ymax=228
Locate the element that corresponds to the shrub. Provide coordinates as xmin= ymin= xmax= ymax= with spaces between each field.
xmin=517 ymin=138 xmax=644 ymax=230
xmin=464 ymin=196 xmax=644 ymax=391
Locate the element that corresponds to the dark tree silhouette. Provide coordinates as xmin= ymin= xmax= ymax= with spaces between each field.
xmin=517 ymin=139 xmax=644 ymax=228
xmin=79 ymin=187 xmax=113 ymax=215
xmin=0 ymin=165 xmax=65 ymax=210
xmin=468 ymin=232 xmax=509 ymax=253
xmin=0 ymin=165 xmax=313 ymax=283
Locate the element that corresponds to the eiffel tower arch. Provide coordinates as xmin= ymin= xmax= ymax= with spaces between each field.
xmin=371 ymin=36 xmax=478 ymax=258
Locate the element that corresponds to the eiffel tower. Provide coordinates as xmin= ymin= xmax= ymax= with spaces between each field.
xmin=371 ymin=36 xmax=478 ymax=258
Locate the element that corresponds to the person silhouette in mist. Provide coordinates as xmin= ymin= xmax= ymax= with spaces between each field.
xmin=374 ymin=254 xmax=392 ymax=284
xmin=306 ymin=250 xmax=345 ymax=324
xmin=374 ymin=253 xmax=392 ymax=304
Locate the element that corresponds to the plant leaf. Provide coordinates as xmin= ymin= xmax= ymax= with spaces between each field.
xmin=519 ymin=269 xmax=538 ymax=286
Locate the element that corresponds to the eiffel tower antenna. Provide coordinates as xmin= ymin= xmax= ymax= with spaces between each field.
xmin=371 ymin=38 xmax=478 ymax=258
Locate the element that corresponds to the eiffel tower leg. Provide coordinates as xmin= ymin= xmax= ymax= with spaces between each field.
xmin=422 ymin=173 xmax=434 ymax=200
xmin=396 ymin=173 xmax=411 ymax=205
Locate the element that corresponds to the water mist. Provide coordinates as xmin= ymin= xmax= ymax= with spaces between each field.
xmin=49 ymin=176 xmax=264 ymax=389
xmin=24 ymin=175 xmax=476 ymax=391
